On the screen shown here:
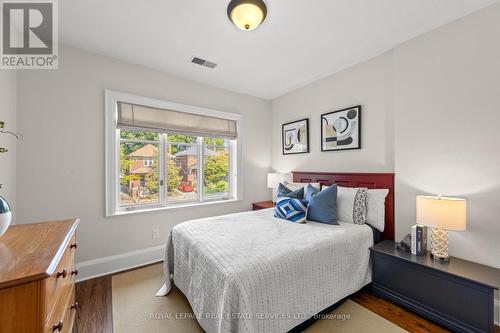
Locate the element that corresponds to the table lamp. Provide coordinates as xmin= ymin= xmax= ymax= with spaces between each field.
xmin=267 ymin=173 xmax=285 ymax=203
xmin=416 ymin=195 xmax=466 ymax=262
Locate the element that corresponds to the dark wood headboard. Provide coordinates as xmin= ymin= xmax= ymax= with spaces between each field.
xmin=292 ymin=171 xmax=395 ymax=241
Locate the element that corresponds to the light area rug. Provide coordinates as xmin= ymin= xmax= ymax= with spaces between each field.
xmin=112 ymin=264 xmax=407 ymax=333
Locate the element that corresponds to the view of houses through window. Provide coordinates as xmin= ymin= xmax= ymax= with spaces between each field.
xmin=119 ymin=130 xmax=230 ymax=208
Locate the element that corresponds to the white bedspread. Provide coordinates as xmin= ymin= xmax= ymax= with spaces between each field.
xmin=157 ymin=208 xmax=373 ymax=333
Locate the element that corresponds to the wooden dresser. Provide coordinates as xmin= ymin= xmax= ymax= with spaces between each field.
xmin=0 ymin=219 xmax=79 ymax=333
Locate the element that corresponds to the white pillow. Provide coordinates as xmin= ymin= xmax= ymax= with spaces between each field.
xmin=366 ymin=189 xmax=389 ymax=232
xmin=337 ymin=186 xmax=360 ymax=223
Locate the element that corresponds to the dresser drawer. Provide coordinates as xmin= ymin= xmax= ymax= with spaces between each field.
xmin=45 ymin=284 xmax=76 ymax=333
xmin=44 ymin=233 xmax=77 ymax=322
xmin=0 ymin=281 xmax=39 ymax=333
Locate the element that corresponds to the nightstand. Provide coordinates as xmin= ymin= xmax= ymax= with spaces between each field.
xmin=370 ymin=240 xmax=499 ymax=333
xmin=252 ymin=200 xmax=274 ymax=210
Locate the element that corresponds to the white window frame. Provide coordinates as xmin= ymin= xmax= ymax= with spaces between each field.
xmin=105 ymin=90 xmax=242 ymax=216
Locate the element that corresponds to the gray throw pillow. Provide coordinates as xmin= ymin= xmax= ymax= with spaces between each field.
xmin=277 ymin=183 xmax=304 ymax=199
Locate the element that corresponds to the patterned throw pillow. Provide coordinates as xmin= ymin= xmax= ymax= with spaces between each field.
xmin=353 ymin=188 xmax=368 ymax=225
xmin=274 ymin=197 xmax=308 ymax=223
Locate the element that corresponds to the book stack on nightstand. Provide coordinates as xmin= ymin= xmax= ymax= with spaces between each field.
xmin=371 ymin=240 xmax=499 ymax=333
xmin=410 ymin=224 xmax=427 ymax=255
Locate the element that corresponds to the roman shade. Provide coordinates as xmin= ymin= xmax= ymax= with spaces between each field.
xmin=117 ymin=102 xmax=238 ymax=139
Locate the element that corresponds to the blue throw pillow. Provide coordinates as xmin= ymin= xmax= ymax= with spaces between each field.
xmin=277 ymin=183 xmax=304 ymax=199
xmin=274 ymin=197 xmax=308 ymax=223
xmin=306 ymin=184 xmax=338 ymax=225
xmin=305 ymin=184 xmax=319 ymax=202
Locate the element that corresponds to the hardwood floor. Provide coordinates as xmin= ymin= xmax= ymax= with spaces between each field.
xmin=72 ymin=269 xmax=496 ymax=333
xmin=350 ymin=290 xmax=449 ymax=333
xmin=73 ymin=276 xmax=113 ymax=333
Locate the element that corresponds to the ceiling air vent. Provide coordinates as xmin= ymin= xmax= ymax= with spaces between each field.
xmin=190 ymin=56 xmax=217 ymax=69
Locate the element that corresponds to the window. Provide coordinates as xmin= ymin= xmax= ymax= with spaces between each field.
xmin=167 ymin=134 xmax=199 ymax=203
xmin=105 ymin=91 xmax=241 ymax=215
xmin=203 ymin=137 xmax=230 ymax=198
xmin=119 ymin=130 xmax=160 ymax=207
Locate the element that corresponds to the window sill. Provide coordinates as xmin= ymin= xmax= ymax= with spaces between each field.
xmin=109 ymin=198 xmax=242 ymax=217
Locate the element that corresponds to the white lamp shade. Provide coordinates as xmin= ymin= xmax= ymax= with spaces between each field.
xmin=416 ymin=196 xmax=466 ymax=231
xmin=267 ymin=173 xmax=285 ymax=189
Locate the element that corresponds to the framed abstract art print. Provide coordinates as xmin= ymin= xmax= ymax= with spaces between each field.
xmin=282 ymin=118 xmax=309 ymax=155
xmin=321 ymin=106 xmax=361 ymax=151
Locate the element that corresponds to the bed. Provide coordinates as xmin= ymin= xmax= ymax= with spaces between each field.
xmin=157 ymin=172 xmax=395 ymax=333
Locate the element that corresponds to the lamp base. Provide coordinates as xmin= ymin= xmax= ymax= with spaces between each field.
xmin=430 ymin=252 xmax=450 ymax=262
xmin=430 ymin=227 xmax=449 ymax=262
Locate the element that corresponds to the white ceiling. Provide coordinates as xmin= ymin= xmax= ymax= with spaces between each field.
xmin=60 ymin=0 xmax=498 ymax=100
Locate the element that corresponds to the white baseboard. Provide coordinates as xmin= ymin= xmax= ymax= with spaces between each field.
xmin=76 ymin=245 xmax=165 ymax=282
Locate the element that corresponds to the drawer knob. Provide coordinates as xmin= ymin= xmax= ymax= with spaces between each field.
xmin=71 ymin=302 xmax=79 ymax=311
xmin=71 ymin=268 xmax=79 ymax=276
xmin=52 ymin=320 xmax=63 ymax=332
xmin=56 ymin=268 xmax=67 ymax=279
xmin=70 ymin=242 xmax=78 ymax=250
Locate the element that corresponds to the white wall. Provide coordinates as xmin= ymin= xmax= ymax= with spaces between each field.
xmin=0 ymin=71 xmax=17 ymax=221
xmin=13 ymin=2 xmax=500 ymax=275
xmin=271 ymin=3 xmax=500 ymax=269
xmin=17 ymin=46 xmax=271 ymax=269
xmin=393 ymin=2 xmax=500 ymax=269
xmin=271 ymin=51 xmax=394 ymax=174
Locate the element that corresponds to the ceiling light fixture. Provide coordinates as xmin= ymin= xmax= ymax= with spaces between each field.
xmin=227 ymin=0 xmax=267 ymax=31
